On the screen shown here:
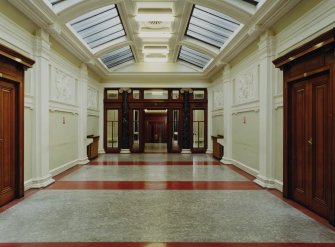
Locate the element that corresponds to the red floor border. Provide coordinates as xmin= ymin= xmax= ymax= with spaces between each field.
xmin=0 ymin=242 xmax=334 ymax=247
xmin=46 ymin=181 xmax=262 ymax=190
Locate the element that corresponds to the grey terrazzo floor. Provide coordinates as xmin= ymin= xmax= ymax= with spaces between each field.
xmin=93 ymin=153 xmax=217 ymax=162
xmin=0 ymin=190 xmax=335 ymax=242
xmin=61 ymin=165 xmax=247 ymax=181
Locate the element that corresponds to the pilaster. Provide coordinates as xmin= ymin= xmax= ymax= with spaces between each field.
xmin=206 ymin=87 xmax=213 ymax=154
xmin=98 ymin=85 xmax=105 ymax=154
xmin=31 ymin=29 xmax=54 ymax=188
xmin=77 ymin=64 xmax=89 ymax=164
xmin=254 ymin=31 xmax=276 ymax=188
xmin=221 ymin=65 xmax=233 ymax=164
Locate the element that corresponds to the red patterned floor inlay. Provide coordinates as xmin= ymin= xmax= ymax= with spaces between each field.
xmin=88 ymin=161 xmax=221 ymax=166
xmin=0 ymin=242 xmax=334 ymax=247
xmin=46 ymin=181 xmax=262 ymax=190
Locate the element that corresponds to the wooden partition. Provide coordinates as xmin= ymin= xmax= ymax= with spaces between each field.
xmin=273 ymin=28 xmax=335 ymax=225
xmin=0 ymin=44 xmax=34 ymax=206
xmin=104 ymin=88 xmax=208 ymax=153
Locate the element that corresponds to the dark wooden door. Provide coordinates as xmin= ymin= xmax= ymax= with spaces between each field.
xmin=0 ymin=80 xmax=17 ymax=207
xmin=289 ymin=73 xmax=330 ymax=218
xmin=144 ymin=114 xmax=167 ymax=143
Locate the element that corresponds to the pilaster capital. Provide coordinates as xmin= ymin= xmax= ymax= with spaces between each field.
xmin=33 ymin=29 xmax=50 ymax=58
xmin=258 ymin=30 xmax=276 ymax=59
xmin=223 ymin=64 xmax=231 ymax=83
xmin=180 ymin=88 xmax=193 ymax=94
xmin=119 ymin=88 xmax=131 ymax=94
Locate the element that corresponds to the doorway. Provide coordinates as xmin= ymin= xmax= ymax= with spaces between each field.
xmin=288 ymin=72 xmax=331 ymax=218
xmin=144 ymin=109 xmax=167 ymax=153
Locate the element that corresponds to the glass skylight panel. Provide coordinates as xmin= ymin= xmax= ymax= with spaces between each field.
xmin=100 ymin=46 xmax=134 ymax=69
xmin=48 ymin=0 xmax=81 ymax=13
xmin=69 ymin=5 xmax=126 ymax=50
xmin=178 ymin=46 xmax=212 ymax=69
xmin=185 ymin=5 xmax=240 ymax=48
xmin=241 ymin=0 xmax=260 ymax=6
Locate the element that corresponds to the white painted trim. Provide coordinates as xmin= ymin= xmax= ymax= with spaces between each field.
xmin=181 ymin=149 xmax=192 ymax=154
xmin=99 ymin=149 xmax=106 ymax=154
xmin=87 ymin=109 xmax=100 ymax=117
xmin=24 ymin=175 xmax=55 ymax=190
xmin=24 ymin=95 xmax=34 ymax=110
xmin=0 ymin=12 xmax=34 ymax=57
xmin=276 ymin=0 xmax=335 ymax=56
xmin=274 ymin=95 xmax=283 ymax=110
xmin=77 ymin=157 xmax=89 ymax=165
xmin=49 ymin=159 xmax=79 ymax=177
xmin=232 ymin=101 xmax=260 ymax=115
xmin=253 ymin=174 xmax=275 ymax=189
xmin=49 ymin=100 xmax=79 ymax=115
xmin=120 ymin=149 xmax=131 ymax=154
xmin=221 ymin=157 xmax=259 ymax=178
xmin=206 ymin=149 xmax=213 ymax=154
xmin=212 ymin=109 xmax=224 ymax=117
xmin=274 ymin=179 xmax=283 ymax=192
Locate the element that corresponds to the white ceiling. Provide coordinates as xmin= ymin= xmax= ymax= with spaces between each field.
xmin=9 ymin=0 xmax=301 ymax=81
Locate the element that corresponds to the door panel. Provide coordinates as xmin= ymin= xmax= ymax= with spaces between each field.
xmin=0 ymin=81 xmax=16 ymax=206
xmin=310 ymin=76 xmax=329 ymax=217
xmin=290 ymin=82 xmax=308 ymax=205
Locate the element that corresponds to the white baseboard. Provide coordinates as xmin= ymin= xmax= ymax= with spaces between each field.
xmin=77 ymin=156 xmax=89 ymax=165
xmin=206 ymin=149 xmax=213 ymax=154
xmin=181 ymin=149 xmax=192 ymax=154
xmin=49 ymin=159 xmax=79 ymax=177
xmin=24 ymin=174 xmax=55 ymax=191
xmin=98 ymin=149 xmax=106 ymax=154
xmin=230 ymin=158 xmax=259 ymax=177
xmin=274 ymin=179 xmax=283 ymax=192
xmin=120 ymin=149 xmax=131 ymax=154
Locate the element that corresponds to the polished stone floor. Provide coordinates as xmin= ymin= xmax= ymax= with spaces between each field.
xmin=0 ymin=154 xmax=335 ymax=246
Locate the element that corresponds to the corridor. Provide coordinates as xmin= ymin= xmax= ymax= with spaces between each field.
xmin=0 ymin=154 xmax=335 ymax=246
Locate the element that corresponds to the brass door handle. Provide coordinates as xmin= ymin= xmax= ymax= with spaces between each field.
xmin=308 ymin=138 xmax=312 ymax=145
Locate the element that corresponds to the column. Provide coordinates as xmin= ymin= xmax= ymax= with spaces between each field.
xmin=221 ymin=65 xmax=233 ymax=164
xmin=206 ymin=87 xmax=213 ymax=154
xmin=254 ymin=31 xmax=276 ymax=188
xmin=180 ymin=88 xmax=192 ymax=154
xmin=31 ymin=29 xmax=54 ymax=188
xmin=98 ymin=85 xmax=105 ymax=154
xmin=77 ymin=64 xmax=89 ymax=164
xmin=120 ymin=88 xmax=131 ymax=153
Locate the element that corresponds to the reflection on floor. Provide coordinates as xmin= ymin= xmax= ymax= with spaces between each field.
xmin=0 ymin=153 xmax=335 ymax=246
xmin=144 ymin=143 xmax=167 ymax=153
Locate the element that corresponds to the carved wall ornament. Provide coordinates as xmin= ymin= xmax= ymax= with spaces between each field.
xmin=235 ymin=72 xmax=256 ymax=104
xmin=55 ymin=69 xmax=74 ymax=103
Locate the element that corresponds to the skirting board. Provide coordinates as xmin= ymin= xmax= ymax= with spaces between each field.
xmin=49 ymin=159 xmax=79 ymax=177
xmin=228 ymin=158 xmax=259 ymax=177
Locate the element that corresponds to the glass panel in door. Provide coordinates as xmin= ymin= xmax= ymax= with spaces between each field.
xmin=106 ymin=109 xmax=119 ymax=148
xmin=192 ymin=109 xmax=205 ymax=149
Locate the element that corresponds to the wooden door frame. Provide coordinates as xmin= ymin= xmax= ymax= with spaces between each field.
xmin=190 ymin=106 xmax=208 ymax=153
xmin=273 ymin=28 xmax=335 ymax=225
xmin=0 ymin=44 xmax=34 ymax=202
xmin=104 ymin=105 xmax=122 ymax=153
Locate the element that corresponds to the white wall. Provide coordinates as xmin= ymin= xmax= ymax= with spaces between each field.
xmin=0 ymin=6 xmax=102 ymax=190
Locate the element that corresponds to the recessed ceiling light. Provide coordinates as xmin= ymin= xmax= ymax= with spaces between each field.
xmin=143 ymin=46 xmax=169 ymax=54
xmin=135 ymin=8 xmax=174 ymax=22
xmin=139 ymin=32 xmax=172 ymax=38
xmin=144 ymin=54 xmax=168 ymax=63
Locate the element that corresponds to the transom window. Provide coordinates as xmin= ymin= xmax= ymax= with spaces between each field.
xmin=185 ymin=5 xmax=240 ymax=48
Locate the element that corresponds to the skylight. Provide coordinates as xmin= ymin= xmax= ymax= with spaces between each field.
xmin=48 ymin=0 xmax=82 ymax=13
xmin=178 ymin=46 xmax=212 ymax=69
xmin=69 ymin=5 xmax=126 ymax=50
xmin=100 ymin=46 xmax=134 ymax=69
xmin=185 ymin=5 xmax=240 ymax=48
xmin=241 ymin=0 xmax=260 ymax=6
